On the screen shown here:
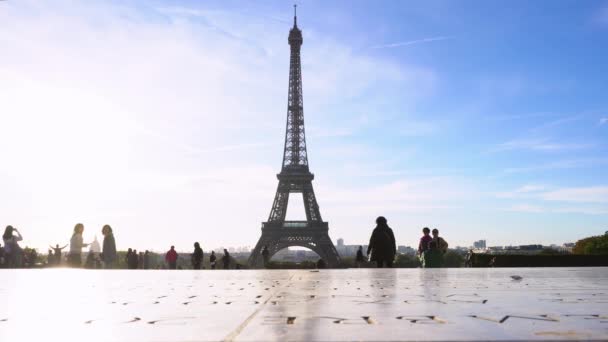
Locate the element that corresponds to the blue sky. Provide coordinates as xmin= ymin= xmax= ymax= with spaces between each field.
xmin=0 ymin=0 xmax=606 ymax=252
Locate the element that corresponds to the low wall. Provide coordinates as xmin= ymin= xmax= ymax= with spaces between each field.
xmin=470 ymin=253 xmax=608 ymax=267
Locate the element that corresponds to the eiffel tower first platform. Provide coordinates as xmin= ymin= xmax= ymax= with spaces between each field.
xmin=248 ymin=7 xmax=341 ymax=268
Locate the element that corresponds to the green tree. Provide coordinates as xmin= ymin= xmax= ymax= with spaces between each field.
xmin=442 ymin=251 xmax=465 ymax=267
xmin=394 ymin=254 xmax=421 ymax=268
xmin=573 ymin=234 xmax=608 ymax=255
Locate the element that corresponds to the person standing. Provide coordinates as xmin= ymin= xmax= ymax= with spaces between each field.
xmin=355 ymin=246 xmax=366 ymax=268
xmin=101 ymin=225 xmax=117 ymax=269
xmin=417 ymin=227 xmax=433 ymax=257
xmin=49 ymin=243 xmax=68 ymax=266
xmin=3 ymin=226 xmax=23 ymax=268
xmin=261 ymin=245 xmax=270 ymax=268
xmin=128 ymin=249 xmax=139 ymax=269
xmin=209 ymin=251 xmax=217 ymax=269
xmin=125 ymin=248 xmax=133 ymax=268
xmin=222 ymin=249 xmax=231 ymax=269
xmin=422 ymin=241 xmax=443 ymax=268
xmin=165 ymin=246 xmax=178 ymax=270
xmin=367 ymin=216 xmax=396 ymax=268
xmin=68 ymin=223 xmax=89 ymax=267
xmin=431 ymin=228 xmax=449 ymax=255
xmin=191 ymin=242 xmax=203 ymax=270
xmin=143 ymin=250 xmax=150 ymax=269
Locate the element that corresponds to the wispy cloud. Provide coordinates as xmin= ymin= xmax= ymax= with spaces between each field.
xmin=600 ymin=117 xmax=608 ymax=125
xmin=371 ymin=36 xmax=451 ymax=49
xmin=493 ymin=138 xmax=594 ymax=152
xmin=541 ymin=186 xmax=608 ymax=203
xmin=592 ymin=5 xmax=608 ymax=27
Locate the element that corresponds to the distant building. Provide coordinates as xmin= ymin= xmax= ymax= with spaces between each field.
xmin=337 ymin=238 xmax=344 ymax=247
xmin=473 ymin=240 xmax=487 ymax=249
xmin=397 ymin=246 xmax=416 ymax=255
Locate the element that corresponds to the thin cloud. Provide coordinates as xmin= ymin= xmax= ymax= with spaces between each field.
xmin=600 ymin=117 xmax=608 ymax=125
xmin=371 ymin=36 xmax=451 ymax=49
xmin=492 ymin=138 xmax=594 ymax=152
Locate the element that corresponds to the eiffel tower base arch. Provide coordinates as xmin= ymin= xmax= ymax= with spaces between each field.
xmin=248 ymin=226 xmax=341 ymax=268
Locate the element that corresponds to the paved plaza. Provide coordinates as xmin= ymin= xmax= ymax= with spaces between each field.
xmin=1 ymin=268 xmax=607 ymax=341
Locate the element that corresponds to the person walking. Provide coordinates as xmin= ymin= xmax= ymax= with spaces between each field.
xmin=431 ymin=228 xmax=449 ymax=254
xmin=422 ymin=241 xmax=443 ymax=268
xmin=222 ymin=249 xmax=230 ymax=269
xmin=261 ymin=245 xmax=270 ymax=268
xmin=355 ymin=246 xmax=366 ymax=268
xmin=101 ymin=225 xmax=117 ymax=269
xmin=417 ymin=227 xmax=433 ymax=257
xmin=3 ymin=226 xmax=24 ymax=268
xmin=367 ymin=216 xmax=396 ymax=268
xmin=209 ymin=251 xmax=217 ymax=269
xmin=165 ymin=246 xmax=178 ymax=270
xmin=191 ymin=242 xmax=203 ymax=270
xmin=68 ymin=223 xmax=89 ymax=267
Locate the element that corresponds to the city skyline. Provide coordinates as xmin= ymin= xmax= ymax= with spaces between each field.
xmin=1 ymin=1 xmax=607 ymax=252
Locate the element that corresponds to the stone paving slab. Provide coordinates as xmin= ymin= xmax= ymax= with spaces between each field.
xmin=0 ymin=268 xmax=607 ymax=341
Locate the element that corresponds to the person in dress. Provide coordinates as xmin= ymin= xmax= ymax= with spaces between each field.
xmin=68 ymin=223 xmax=89 ymax=267
xmin=101 ymin=225 xmax=117 ymax=269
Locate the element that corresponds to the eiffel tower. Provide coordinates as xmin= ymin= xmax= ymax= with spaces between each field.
xmin=248 ymin=6 xmax=341 ymax=268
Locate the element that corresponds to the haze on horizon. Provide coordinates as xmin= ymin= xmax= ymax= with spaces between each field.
xmin=0 ymin=0 xmax=607 ymax=253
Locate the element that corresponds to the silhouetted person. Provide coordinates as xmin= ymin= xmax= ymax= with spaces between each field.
xmin=128 ymin=249 xmax=139 ymax=269
xmin=101 ymin=225 xmax=117 ymax=269
xmin=261 ymin=245 xmax=270 ymax=268
xmin=316 ymin=259 xmax=326 ymax=269
xmin=192 ymin=242 xmax=203 ymax=270
xmin=3 ymin=226 xmax=23 ymax=268
xmin=125 ymin=248 xmax=133 ymax=268
xmin=166 ymin=246 xmax=178 ymax=269
xmin=0 ymin=243 xmax=5 ymax=268
xmin=27 ymin=248 xmax=38 ymax=268
xmin=356 ymin=246 xmax=366 ymax=268
xmin=431 ymin=228 xmax=448 ymax=255
xmin=209 ymin=251 xmax=217 ymax=269
xmin=367 ymin=216 xmax=396 ymax=268
xmin=68 ymin=223 xmax=89 ymax=267
xmin=417 ymin=227 xmax=433 ymax=257
xmin=50 ymin=244 xmax=67 ymax=266
xmin=143 ymin=250 xmax=150 ymax=269
xmin=422 ymin=241 xmax=443 ymax=268
xmin=47 ymin=249 xmax=54 ymax=266
xmin=222 ymin=249 xmax=230 ymax=269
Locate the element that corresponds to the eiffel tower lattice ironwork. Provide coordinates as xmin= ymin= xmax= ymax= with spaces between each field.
xmin=248 ymin=6 xmax=341 ymax=268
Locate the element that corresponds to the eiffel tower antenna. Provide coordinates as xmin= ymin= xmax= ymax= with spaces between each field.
xmin=294 ymin=4 xmax=297 ymax=26
xmin=248 ymin=6 xmax=341 ymax=268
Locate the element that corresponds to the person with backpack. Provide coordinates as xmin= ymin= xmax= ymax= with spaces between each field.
xmin=366 ymin=216 xmax=396 ymax=268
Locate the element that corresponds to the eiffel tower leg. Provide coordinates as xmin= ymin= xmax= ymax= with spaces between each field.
xmin=268 ymin=181 xmax=290 ymax=222
xmin=302 ymin=184 xmax=322 ymax=222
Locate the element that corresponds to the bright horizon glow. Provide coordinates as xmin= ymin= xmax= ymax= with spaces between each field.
xmin=0 ymin=1 xmax=607 ymax=253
